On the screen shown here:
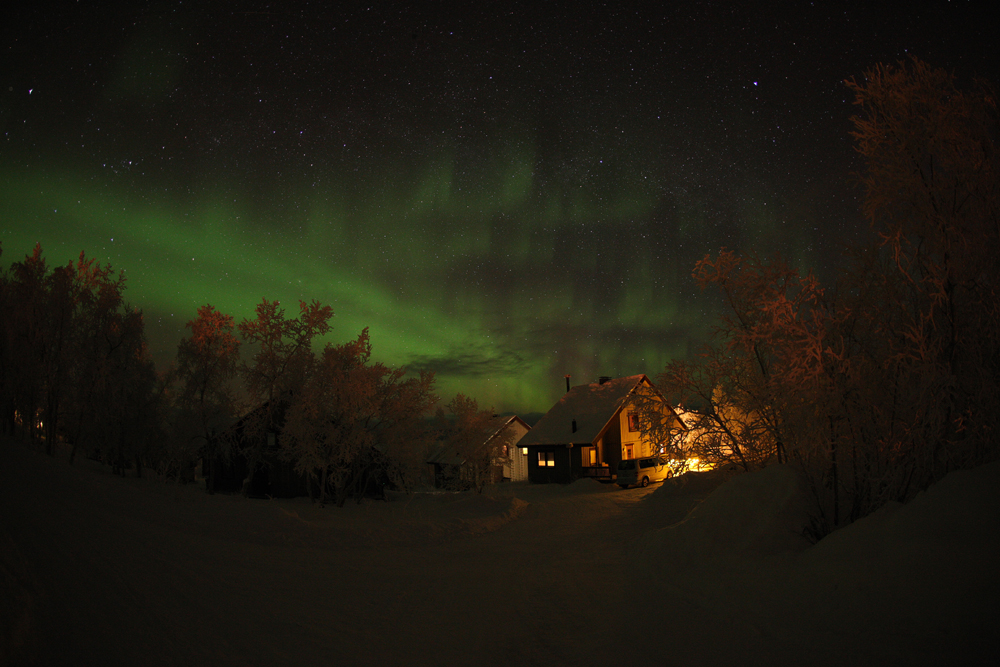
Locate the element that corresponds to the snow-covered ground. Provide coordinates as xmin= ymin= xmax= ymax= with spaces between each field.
xmin=2 ymin=440 xmax=997 ymax=666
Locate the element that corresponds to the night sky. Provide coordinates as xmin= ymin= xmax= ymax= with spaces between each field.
xmin=2 ymin=2 xmax=993 ymax=415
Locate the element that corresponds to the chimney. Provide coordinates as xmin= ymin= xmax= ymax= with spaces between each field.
xmin=564 ymin=374 xmax=571 ymax=393
xmin=571 ymin=419 xmax=577 ymax=433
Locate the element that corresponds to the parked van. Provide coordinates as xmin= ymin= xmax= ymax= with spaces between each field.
xmin=616 ymin=456 xmax=671 ymax=488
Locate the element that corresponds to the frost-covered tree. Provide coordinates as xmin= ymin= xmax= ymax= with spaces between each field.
xmin=845 ymin=57 xmax=1000 ymax=483
xmin=640 ymin=347 xmax=777 ymax=475
xmin=654 ymin=58 xmax=1000 ymax=537
xmin=175 ymin=305 xmax=241 ymax=491
xmin=280 ymin=328 xmax=437 ymax=506
xmin=235 ymin=298 xmax=333 ymax=495
xmin=434 ymin=394 xmax=512 ymax=493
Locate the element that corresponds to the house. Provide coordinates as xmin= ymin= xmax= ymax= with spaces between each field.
xmin=427 ymin=415 xmax=531 ymax=488
xmin=517 ymin=375 xmax=685 ymax=484
xmin=496 ymin=415 xmax=532 ymax=481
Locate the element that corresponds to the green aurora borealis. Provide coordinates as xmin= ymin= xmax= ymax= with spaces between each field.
xmin=0 ymin=148 xmax=734 ymax=413
xmin=2 ymin=2 xmax=992 ymax=414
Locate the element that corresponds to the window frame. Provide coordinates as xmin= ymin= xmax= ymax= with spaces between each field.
xmin=627 ymin=412 xmax=640 ymax=432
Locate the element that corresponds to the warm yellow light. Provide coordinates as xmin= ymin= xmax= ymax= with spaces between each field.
xmin=686 ymin=457 xmax=715 ymax=472
xmin=667 ymin=457 xmax=715 ymax=473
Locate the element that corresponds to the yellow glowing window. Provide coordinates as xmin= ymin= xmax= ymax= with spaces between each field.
xmin=538 ymin=452 xmax=555 ymax=467
xmin=627 ymin=412 xmax=639 ymax=432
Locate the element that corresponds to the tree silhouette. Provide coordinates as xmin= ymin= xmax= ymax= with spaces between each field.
xmin=176 ymin=305 xmax=241 ymax=492
xmin=0 ymin=244 xmax=156 ymax=469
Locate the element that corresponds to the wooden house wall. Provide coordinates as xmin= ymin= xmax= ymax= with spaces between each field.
xmin=617 ymin=399 xmax=680 ymax=460
xmin=508 ymin=445 xmax=530 ymax=481
xmin=619 ymin=406 xmax=643 ymax=455
xmin=602 ymin=421 xmax=623 ymax=472
xmin=527 ymin=446 xmax=573 ymax=484
xmin=503 ymin=420 xmax=531 ymax=482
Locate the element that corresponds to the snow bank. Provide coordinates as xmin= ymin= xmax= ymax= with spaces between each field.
xmin=637 ymin=464 xmax=814 ymax=578
xmin=772 ymin=460 xmax=1000 ymax=664
xmin=636 ymin=460 xmax=1000 ymax=665
xmin=803 ymin=459 xmax=1000 ymax=569
xmin=653 ymin=465 xmax=741 ymax=497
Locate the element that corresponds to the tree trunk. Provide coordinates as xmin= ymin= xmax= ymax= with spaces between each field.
xmin=830 ymin=416 xmax=839 ymax=528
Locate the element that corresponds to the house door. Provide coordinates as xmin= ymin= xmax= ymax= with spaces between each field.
xmin=624 ymin=444 xmax=633 ymax=459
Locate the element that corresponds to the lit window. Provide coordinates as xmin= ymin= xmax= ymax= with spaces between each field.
xmin=538 ymin=452 xmax=555 ymax=467
xmin=628 ymin=412 xmax=640 ymax=432
xmin=521 ymin=447 xmax=528 ymax=456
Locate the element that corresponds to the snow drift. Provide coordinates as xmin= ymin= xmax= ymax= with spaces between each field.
xmin=637 ymin=461 xmax=1000 ymax=665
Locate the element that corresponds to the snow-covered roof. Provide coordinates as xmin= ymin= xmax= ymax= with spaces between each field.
xmin=518 ymin=375 xmax=666 ymax=447
xmin=484 ymin=415 xmax=531 ymax=446
xmin=426 ymin=446 xmax=466 ymax=467
xmin=427 ymin=415 xmax=531 ymax=466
